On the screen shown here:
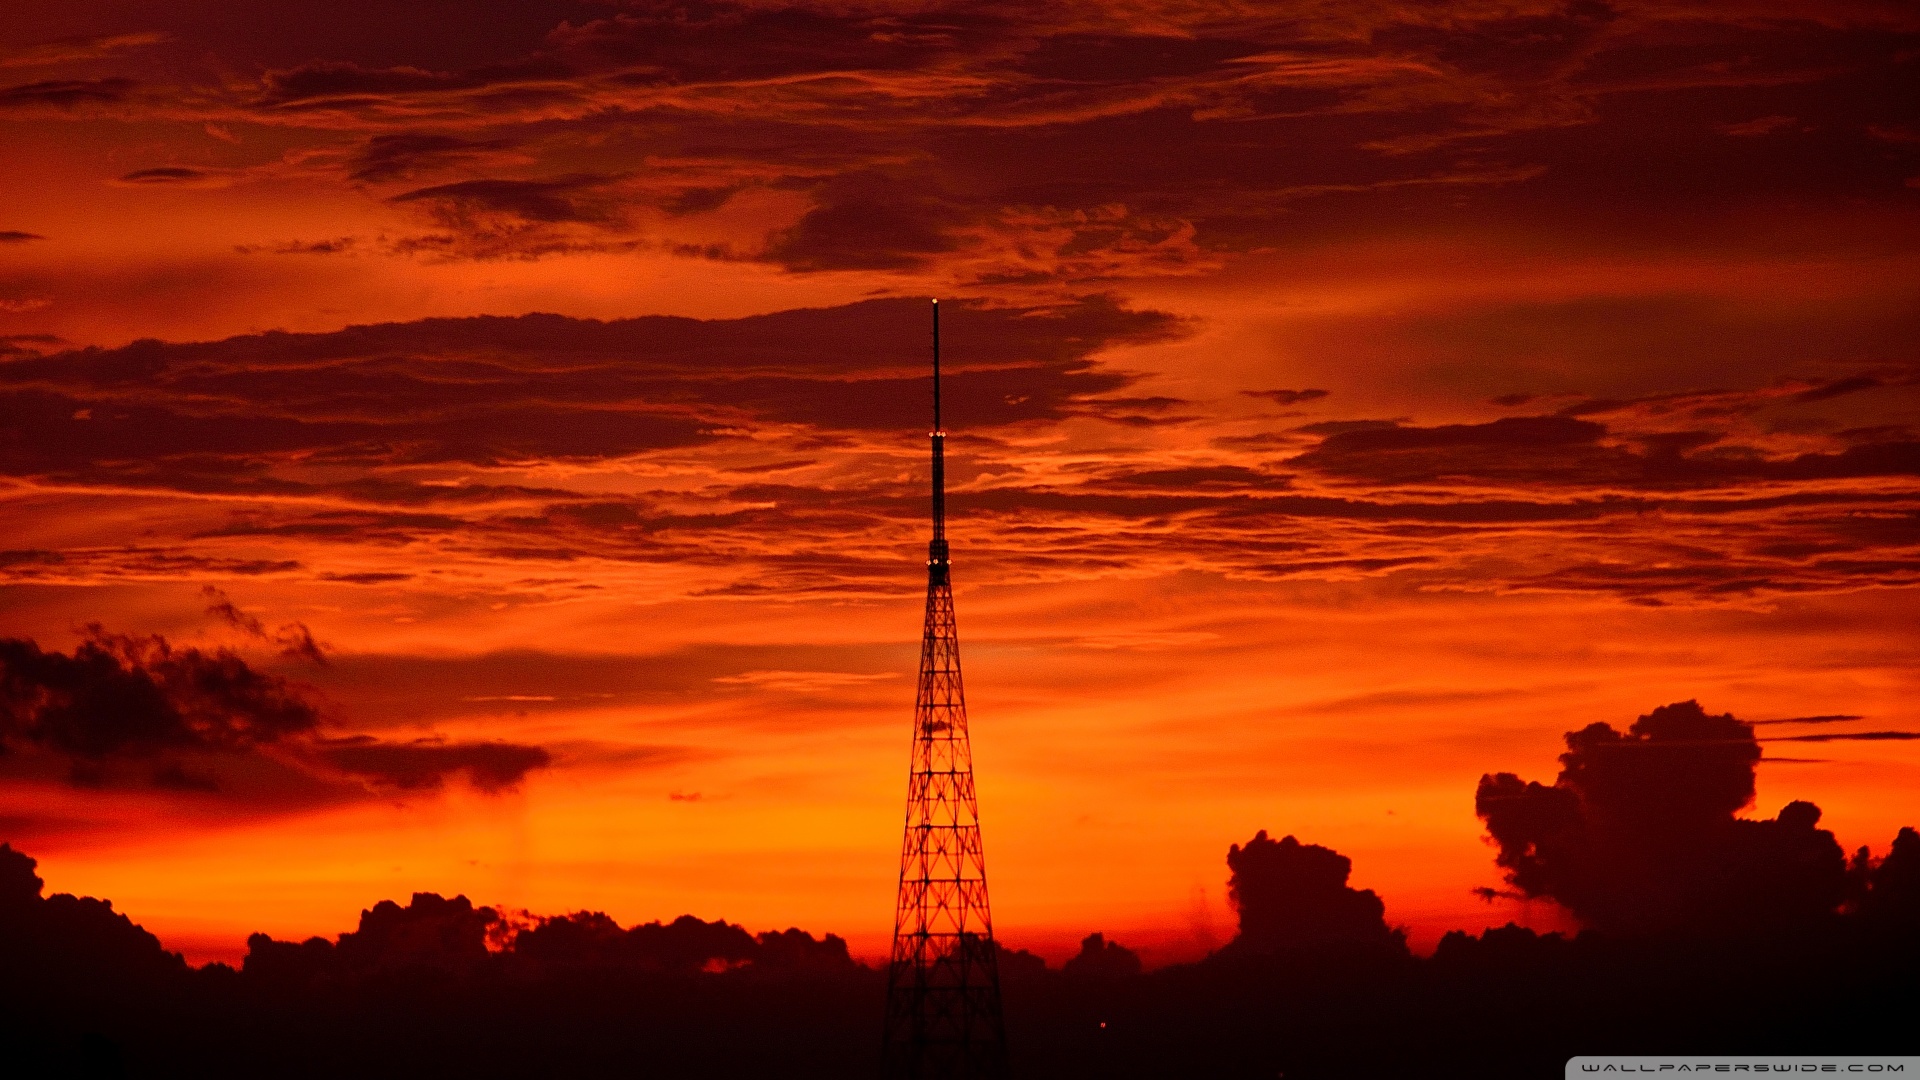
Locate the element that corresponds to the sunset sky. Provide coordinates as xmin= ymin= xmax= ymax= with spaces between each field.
xmin=2 ymin=0 xmax=1916 ymax=967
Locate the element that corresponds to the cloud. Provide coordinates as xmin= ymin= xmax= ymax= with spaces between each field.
xmin=0 ymin=842 xmax=188 ymax=999
xmin=1289 ymin=411 xmax=1920 ymax=491
xmin=0 ymin=296 xmax=1177 ymax=490
xmin=116 ymin=166 xmax=209 ymax=184
xmin=0 ymin=626 xmax=319 ymax=763
xmin=0 ymin=0 xmax=1907 ymax=302
xmin=391 ymin=174 xmax=624 ymax=224
xmin=1060 ymin=932 xmax=1142 ymax=979
xmin=1475 ymin=700 xmax=1850 ymax=933
xmin=711 ymin=670 xmax=898 ymax=693
xmin=0 ymin=298 xmax=1911 ymax=608
xmin=0 ymin=231 xmax=44 ymax=243
xmin=314 ymin=736 xmax=551 ymax=793
xmin=253 ymin=60 xmax=520 ymax=109
xmin=233 ymin=237 xmax=358 ymax=255
xmin=348 ymin=133 xmax=519 ymax=183
xmin=201 ymin=587 xmax=328 ymax=665
xmin=0 ymin=628 xmax=548 ymax=801
xmin=763 ymin=171 xmax=961 ymax=272
xmin=1857 ymin=827 xmax=1920 ymax=928
xmin=1222 ymin=830 xmax=1403 ymax=954
xmin=1242 ymin=388 xmax=1329 ymax=406
xmin=0 ymin=78 xmax=134 ymax=109
xmin=0 ymin=31 xmax=168 ymax=70
xmin=1793 ymin=375 xmax=1883 ymax=403
xmin=1765 ymin=730 xmax=1920 ymax=742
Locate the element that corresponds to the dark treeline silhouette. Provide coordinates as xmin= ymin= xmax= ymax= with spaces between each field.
xmin=5 ymin=701 xmax=1918 ymax=1078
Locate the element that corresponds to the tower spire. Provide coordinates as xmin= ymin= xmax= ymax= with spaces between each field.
xmin=883 ymin=300 xmax=1010 ymax=1079
xmin=930 ymin=299 xmax=948 ymax=572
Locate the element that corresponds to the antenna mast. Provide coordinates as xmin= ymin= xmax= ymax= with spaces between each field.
xmin=882 ymin=300 xmax=1010 ymax=1079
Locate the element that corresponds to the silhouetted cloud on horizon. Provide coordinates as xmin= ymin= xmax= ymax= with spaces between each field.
xmin=1476 ymin=700 xmax=1850 ymax=934
xmin=1222 ymin=830 xmax=1404 ymax=955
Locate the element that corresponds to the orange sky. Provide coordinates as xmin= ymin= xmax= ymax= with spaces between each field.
xmin=2 ymin=0 xmax=1917 ymax=967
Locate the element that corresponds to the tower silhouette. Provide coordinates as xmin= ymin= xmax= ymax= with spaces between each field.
xmin=882 ymin=299 xmax=1010 ymax=1079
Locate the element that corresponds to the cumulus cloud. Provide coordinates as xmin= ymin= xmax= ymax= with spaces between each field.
xmin=1223 ymin=830 xmax=1403 ymax=954
xmin=0 ymin=842 xmax=187 ymax=996
xmin=1060 ymin=932 xmax=1142 ymax=978
xmin=1475 ymin=700 xmax=1850 ymax=934
xmin=1857 ymin=827 xmax=1920 ymax=929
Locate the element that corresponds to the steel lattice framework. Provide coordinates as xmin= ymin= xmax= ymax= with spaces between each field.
xmin=882 ymin=300 xmax=1010 ymax=1080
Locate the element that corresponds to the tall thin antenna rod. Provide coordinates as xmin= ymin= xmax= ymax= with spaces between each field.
xmin=930 ymin=299 xmax=946 ymax=552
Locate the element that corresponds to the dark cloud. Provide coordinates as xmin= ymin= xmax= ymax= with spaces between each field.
xmin=763 ymin=171 xmax=961 ymax=272
xmin=1857 ymin=827 xmax=1920 ymax=929
xmin=314 ymin=736 xmax=551 ymax=793
xmin=1290 ymin=412 xmax=1920 ymax=490
xmin=1102 ymin=465 xmax=1281 ymax=490
xmin=117 ymin=166 xmax=207 ymax=184
xmin=1242 ymin=389 xmax=1328 ymax=406
xmin=202 ymin=586 xmax=266 ymax=636
xmin=386 ymin=174 xmax=632 ymax=257
xmin=201 ymin=587 xmax=328 ymax=665
xmin=1475 ymin=700 xmax=1850 ymax=934
xmin=8 ymin=0 xmax=1919 ymax=286
xmin=1290 ymin=415 xmax=1609 ymax=486
xmin=1222 ymin=830 xmax=1403 ymax=954
xmin=1765 ymin=730 xmax=1920 ymax=742
xmin=0 ymin=842 xmax=187 ymax=1006
xmin=254 ymin=59 xmax=543 ymax=108
xmin=0 ymin=626 xmax=318 ymax=764
xmin=233 ymin=237 xmax=357 ymax=255
xmin=390 ymin=174 xmax=621 ymax=224
xmin=0 ymin=628 xmax=548 ymax=801
xmin=0 ymin=334 xmax=63 ymax=360
xmin=0 ymin=77 xmax=134 ymax=108
xmin=0 ymin=231 xmax=44 ymax=243
xmin=1794 ymin=375 xmax=1884 ymax=403
xmin=0 ymin=297 xmax=1179 ymax=495
xmin=1060 ymin=932 xmax=1141 ymax=979
xmin=348 ymin=133 xmax=518 ymax=183
xmin=0 ymin=30 xmax=168 ymax=69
